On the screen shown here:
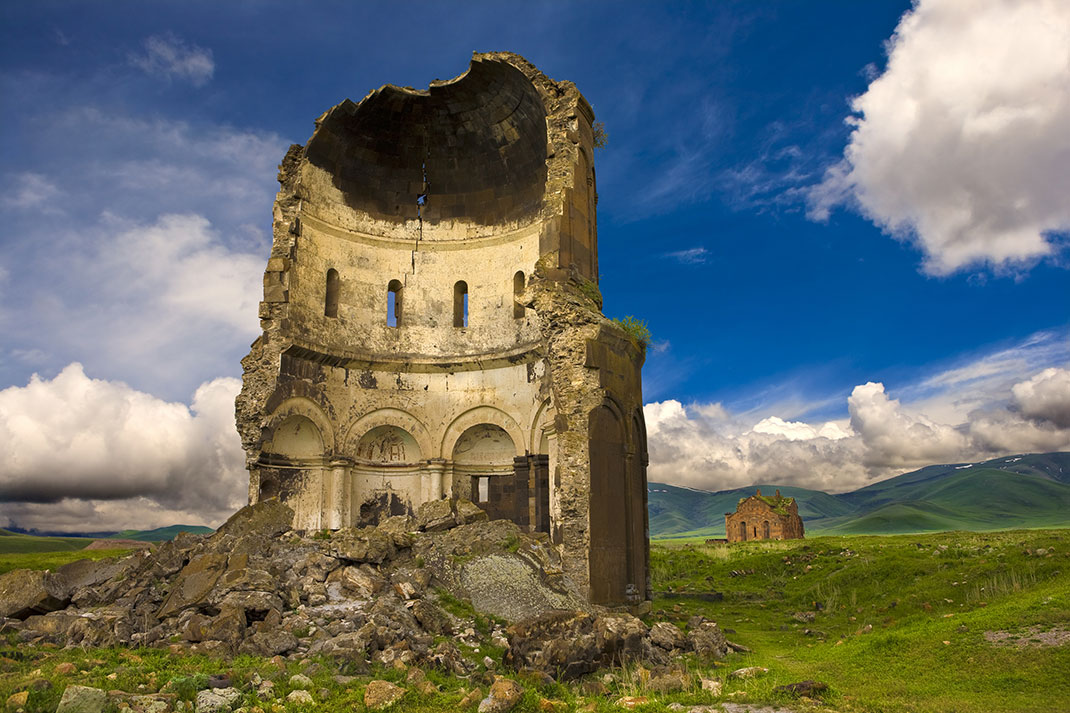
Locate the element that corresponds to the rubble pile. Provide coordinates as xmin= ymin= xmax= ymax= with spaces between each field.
xmin=1 ymin=500 xmax=732 ymax=680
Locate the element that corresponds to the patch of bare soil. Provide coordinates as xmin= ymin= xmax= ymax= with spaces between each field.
xmin=984 ymin=625 xmax=1070 ymax=648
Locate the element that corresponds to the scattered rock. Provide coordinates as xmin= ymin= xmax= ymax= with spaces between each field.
xmin=194 ymin=688 xmax=241 ymax=713
xmin=773 ymin=680 xmax=829 ymax=698
xmin=648 ymin=622 xmax=685 ymax=650
xmin=647 ymin=671 xmax=690 ymax=693
xmin=0 ymin=569 xmax=69 ymax=619
xmin=56 ymin=686 xmax=107 ymax=713
xmin=700 ymin=677 xmax=722 ymax=694
xmin=55 ymin=663 xmax=77 ymax=675
xmin=285 ymin=691 xmax=313 ymax=705
xmin=729 ymin=666 xmax=769 ymax=680
xmin=6 ymin=692 xmax=29 ymax=711
xmin=614 ymin=697 xmax=648 ymax=710
xmin=458 ymin=688 xmax=483 ymax=709
xmin=288 ymin=675 xmax=313 ymax=690
xmin=363 ymin=681 xmax=405 ymax=710
xmin=689 ymin=622 xmax=730 ymax=660
xmin=478 ymin=678 xmax=523 ymax=713
xmin=415 ymin=500 xmax=456 ymax=533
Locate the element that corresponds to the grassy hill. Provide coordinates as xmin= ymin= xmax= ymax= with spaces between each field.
xmin=0 ymin=528 xmax=99 ymax=554
xmin=107 ymin=525 xmax=214 ymax=541
xmin=650 ymin=451 xmax=1070 ymax=538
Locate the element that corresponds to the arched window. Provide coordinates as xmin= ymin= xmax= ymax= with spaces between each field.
xmin=324 ymin=269 xmax=339 ymax=318
xmin=387 ymin=279 xmax=402 ymax=327
xmin=453 ymin=281 xmax=468 ymax=328
xmin=513 ymin=271 xmax=525 ymax=319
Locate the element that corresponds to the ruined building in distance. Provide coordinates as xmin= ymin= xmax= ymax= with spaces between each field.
xmin=236 ymin=52 xmax=649 ymax=605
xmin=725 ymin=489 xmax=805 ymax=542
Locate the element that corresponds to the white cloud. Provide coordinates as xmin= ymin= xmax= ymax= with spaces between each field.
xmin=1 ymin=172 xmax=61 ymax=211
xmin=810 ymin=0 xmax=1070 ymax=275
xmin=646 ymin=337 xmax=1070 ymax=493
xmin=0 ymin=363 xmax=246 ymax=531
xmin=664 ymin=247 xmax=709 ymax=264
xmin=1013 ymin=367 xmax=1070 ymax=428
xmin=130 ymin=34 xmax=215 ymax=86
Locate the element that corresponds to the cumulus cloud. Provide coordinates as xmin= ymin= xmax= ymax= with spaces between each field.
xmin=1013 ymin=367 xmax=1070 ymax=428
xmin=130 ymin=34 xmax=215 ymax=86
xmin=0 ymin=363 xmax=245 ymax=531
xmin=0 ymin=105 xmax=285 ymax=400
xmin=647 ymin=344 xmax=1070 ymax=493
xmin=810 ymin=0 xmax=1070 ymax=274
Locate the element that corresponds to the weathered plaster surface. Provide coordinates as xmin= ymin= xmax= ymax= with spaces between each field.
xmin=236 ymin=52 xmax=647 ymax=604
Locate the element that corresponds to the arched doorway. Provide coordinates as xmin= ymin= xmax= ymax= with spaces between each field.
xmin=762 ymin=520 xmax=771 ymax=539
xmin=588 ymin=405 xmax=627 ymax=604
xmin=739 ymin=520 xmax=747 ymax=541
xmin=452 ymin=424 xmax=522 ymax=525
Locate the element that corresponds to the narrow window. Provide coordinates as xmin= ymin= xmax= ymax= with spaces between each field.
xmin=324 ymin=269 xmax=339 ymax=318
xmin=387 ymin=279 xmax=402 ymax=327
xmin=513 ymin=271 xmax=525 ymax=318
xmin=453 ymin=280 xmax=468 ymax=328
xmin=478 ymin=476 xmax=489 ymax=503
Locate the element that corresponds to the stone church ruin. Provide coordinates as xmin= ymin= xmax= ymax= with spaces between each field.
xmin=236 ymin=52 xmax=649 ymax=605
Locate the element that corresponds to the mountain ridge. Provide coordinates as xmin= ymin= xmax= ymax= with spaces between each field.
xmin=649 ymin=451 xmax=1070 ymax=538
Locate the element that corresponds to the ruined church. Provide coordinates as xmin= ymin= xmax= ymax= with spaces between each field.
xmin=236 ymin=52 xmax=649 ymax=604
xmin=725 ymin=489 xmax=805 ymax=543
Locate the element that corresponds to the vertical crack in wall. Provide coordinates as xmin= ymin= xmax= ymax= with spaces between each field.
xmin=410 ymin=148 xmax=431 ymax=280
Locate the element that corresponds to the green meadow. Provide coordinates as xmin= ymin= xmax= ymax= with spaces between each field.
xmin=1 ymin=528 xmax=1067 ymax=712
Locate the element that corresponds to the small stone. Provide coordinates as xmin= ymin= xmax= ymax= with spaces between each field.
xmin=284 ymin=691 xmax=312 ymax=705
xmin=729 ymin=666 xmax=768 ymax=679
xmin=700 ymin=678 xmax=722 ymax=694
xmin=56 ymin=686 xmax=107 ymax=713
xmin=478 ymin=678 xmax=523 ymax=713
xmin=482 ymin=656 xmax=496 ymax=670
xmin=363 ymin=681 xmax=405 ymax=710
xmin=6 ymin=692 xmax=29 ymax=711
xmin=773 ymin=680 xmax=829 ymax=698
xmin=55 ymin=663 xmax=77 ymax=675
xmin=288 ymin=675 xmax=313 ymax=691
xmin=458 ymin=689 xmax=482 ymax=709
xmin=195 ymin=688 xmax=241 ymax=713
xmin=614 ymin=697 xmax=648 ymax=710
xmin=537 ymin=699 xmax=566 ymax=713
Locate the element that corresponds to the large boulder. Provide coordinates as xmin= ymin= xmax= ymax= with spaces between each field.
xmin=55 ymin=686 xmax=106 ymax=713
xmin=213 ymin=500 xmax=293 ymax=539
xmin=0 ymin=569 xmax=68 ymax=619
xmin=414 ymin=499 xmax=455 ymax=532
xmin=688 ymin=622 xmax=729 ymax=660
xmin=156 ymin=554 xmax=228 ymax=618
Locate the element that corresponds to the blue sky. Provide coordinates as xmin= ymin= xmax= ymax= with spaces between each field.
xmin=1 ymin=1 xmax=1068 ymax=530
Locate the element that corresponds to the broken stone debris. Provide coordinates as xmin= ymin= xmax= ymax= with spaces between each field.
xmin=1 ymin=500 xmax=734 ymax=684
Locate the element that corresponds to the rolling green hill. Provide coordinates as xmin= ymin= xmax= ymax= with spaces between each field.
xmin=107 ymin=525 xmax=214 ymax=541
xmin=650 ymin=451 xmax=1070 ymax=538
xmin=0 ymin=529 xmax=97 ymax=554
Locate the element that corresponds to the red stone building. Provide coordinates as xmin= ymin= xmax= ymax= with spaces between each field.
xmin=725 ymin=489 xmax=804 ymax=542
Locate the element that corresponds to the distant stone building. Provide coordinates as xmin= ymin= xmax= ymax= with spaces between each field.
xmin=725 ymin=489 xmax=804 ymax=542
xmin=235 ymin=52 xmax=649 ymax=605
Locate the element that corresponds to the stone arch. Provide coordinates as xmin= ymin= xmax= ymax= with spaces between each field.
xmin=343 ymin=408 xmax=434 ymax=462
xmin=355 ymin=425 xmax=423 ymax=465
xmin=270 ymin=415 xmax=324 ymax=460
xmin=264 ymin=397 xmax=336 ymax=454
xmin=452 ymin=422 xmax=524 ymax=525
xmin=441 ymin=405 xmax=524 ymax=460
xmin=529 ymin=399 xmax=554 ymax=454
xmin=588 ymin=402 xmax=628 ymax=604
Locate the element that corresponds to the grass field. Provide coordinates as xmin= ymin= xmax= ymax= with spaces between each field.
xmin=650 ymin=528 xmax=1070 ymax=712
xmin=0 ymin=529 xmax=1066 ymax=712
xmin=0 ymin=528 xmax=96 ymax=554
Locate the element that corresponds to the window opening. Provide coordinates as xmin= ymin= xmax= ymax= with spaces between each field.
xmin=387 ymin=279 xmax=402 ymax=327
xmin=477 ymin=476 xmax=489 ymax=503
xmin=453 ymin=281 xmax=468 ymax=328
xmin=325 ymin=269 xmax=339 ymax=318
xmin=513 ymin=271 xmax=525 ymax=318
